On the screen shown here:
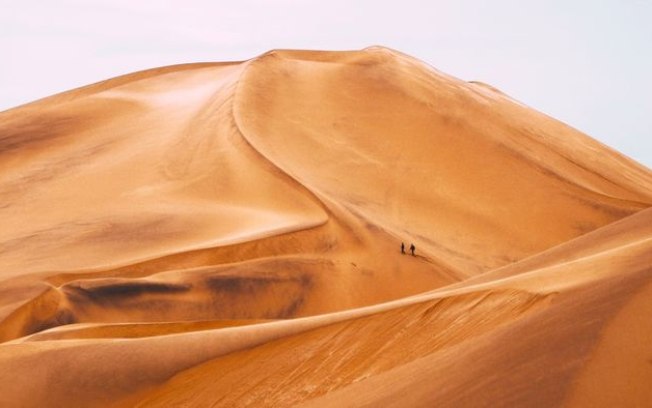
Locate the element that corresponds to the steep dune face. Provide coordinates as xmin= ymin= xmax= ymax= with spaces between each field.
xmin=0 ymin=47 xmax=651 ymax=407
xmin=235 ymin=48 xmax=651 ymax=273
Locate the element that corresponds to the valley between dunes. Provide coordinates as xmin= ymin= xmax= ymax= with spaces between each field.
xmin=0 ymin=47 xmax=651 ymax=407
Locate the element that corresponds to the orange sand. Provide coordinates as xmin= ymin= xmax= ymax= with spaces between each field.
xmin=0 ymin=47 xmax=650 ymax=407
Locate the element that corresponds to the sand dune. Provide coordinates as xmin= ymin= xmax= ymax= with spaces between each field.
xmin=0 ymin=46 xmax=650 ymax=407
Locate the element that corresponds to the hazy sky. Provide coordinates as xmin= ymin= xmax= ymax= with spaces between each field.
xmin=2 ymin=0 xmax=651 ymax=167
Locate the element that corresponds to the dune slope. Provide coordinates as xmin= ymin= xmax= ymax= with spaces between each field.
xmin=0 ymin=47 xmax=650 ymax=407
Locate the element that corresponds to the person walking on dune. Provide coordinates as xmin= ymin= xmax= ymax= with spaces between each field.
xmin=410 ymin=243 xmax=416 ymax=256
xmin=401 ymin=242 xmax=405 ymax=254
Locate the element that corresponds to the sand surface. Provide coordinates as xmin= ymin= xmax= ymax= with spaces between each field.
xmin=0 ymin=47 xmax=651 ymax=407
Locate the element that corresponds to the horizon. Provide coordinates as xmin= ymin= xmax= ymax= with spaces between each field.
xmin=3 ymin=0 xmax=651 ymax=167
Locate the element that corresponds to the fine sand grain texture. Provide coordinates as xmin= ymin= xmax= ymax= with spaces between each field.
xmin=0 ymin=47 xmax=651 ymax=407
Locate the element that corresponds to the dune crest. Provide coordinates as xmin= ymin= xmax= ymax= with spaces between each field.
xmin=0 ymin=47 xmax=651 ymax=407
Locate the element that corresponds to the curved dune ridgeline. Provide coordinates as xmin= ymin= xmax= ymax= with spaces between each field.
xmin=0 ymin=47 xmax=651 ymax=407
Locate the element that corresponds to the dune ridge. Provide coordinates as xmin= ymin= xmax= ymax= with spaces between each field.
xmin=0 ymin=46 xmax=651 ymax=407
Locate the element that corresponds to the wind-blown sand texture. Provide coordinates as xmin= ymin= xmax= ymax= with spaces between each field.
xmin=1 ymin=47 xmax=651 ymax=407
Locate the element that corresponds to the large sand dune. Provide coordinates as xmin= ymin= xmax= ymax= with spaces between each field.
xmin=0 ymin=47 xmax=650 ymax=407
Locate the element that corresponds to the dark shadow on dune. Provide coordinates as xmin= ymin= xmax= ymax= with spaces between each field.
xmin=204 ymin=272 xmax=314 ymax=319
xmin=68 ymin=281 xmax=191 ymax=300
xmin=205 ymin=273 xmax=312 ymax=293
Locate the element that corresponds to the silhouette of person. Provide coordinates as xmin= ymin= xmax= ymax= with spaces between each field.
xmin=401 ymin=242 xmax=405 ymax=254
xmin=410 ymin=243 xmax=416 ymax=256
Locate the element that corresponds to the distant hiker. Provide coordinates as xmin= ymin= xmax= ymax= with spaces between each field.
xmin=401 ymin=242 xmax=405 ymax=254
xmin=410 ymin=243 xmax=416 ymax=256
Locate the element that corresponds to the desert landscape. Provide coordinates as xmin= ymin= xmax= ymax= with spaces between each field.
xmin=0 ymin=46 xmax=651 ymax=407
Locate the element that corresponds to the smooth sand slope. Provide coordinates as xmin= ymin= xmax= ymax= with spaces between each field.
xmin=0 ymin=47 xmax=651 ymax=407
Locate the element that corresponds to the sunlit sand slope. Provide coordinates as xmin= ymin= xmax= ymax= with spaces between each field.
xmin=0 ymin=47 xmax=650 ymax=407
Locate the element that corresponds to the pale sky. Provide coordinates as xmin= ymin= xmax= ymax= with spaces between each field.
xmin=2 ymin=0 xmax=651 ymax=167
